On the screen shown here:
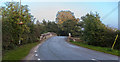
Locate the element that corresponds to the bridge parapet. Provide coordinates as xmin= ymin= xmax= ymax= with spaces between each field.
xmin=40 ymin=32 xmax=57 ymax=40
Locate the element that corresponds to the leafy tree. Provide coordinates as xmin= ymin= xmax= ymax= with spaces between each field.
xmin=59 ymin=20 xmax=81 ymax=36
xmin=46 ymin=21 xmax=59 ymax=33
xmin=81 ymin=13 xmax=107 ymax=45
xmin=56 ymin=10 xmax=79 ymax=24
xmin=2 ymin=2 xmax=32 ymax=50
xmin=40 ymin=19 xmax=60 ymax=35
xmin=81 ymin=12 xmax=119 ymax=49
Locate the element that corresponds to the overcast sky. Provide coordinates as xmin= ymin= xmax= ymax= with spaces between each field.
xmin=0 ymin=0 xmax=119 ymax=28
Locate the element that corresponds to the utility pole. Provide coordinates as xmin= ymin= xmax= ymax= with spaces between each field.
xmin=118 ymin=1 xmax=120 ymax=30
xmin=20 ymin=0 xmax=21 ymax=14
xmin=18 ymin=0 xmax=23 ymax=45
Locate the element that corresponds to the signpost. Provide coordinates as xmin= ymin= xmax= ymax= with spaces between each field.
xmin=111 ymin=34 xmax=118 ymax=50
xmin=69 ymin=33 xmax=71 ymax=38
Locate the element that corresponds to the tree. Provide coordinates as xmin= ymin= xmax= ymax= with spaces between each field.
xmin=81 ymin=12 xmax=118 ymax=48
xmin=41 ymin=20 xmax=60 ymax=35
xmin=56 ymin=10 xmax=79 ymax=24
xmin=46 ymin=21 xmax=59 ymax=34
xmin=36 ymin=20 xmax=40 ymax=25
xmin=59 ymin=20 xmax=81 ymax=36
xmin=2 ymin=2 xmax=32 ymax=50
xmin=81 ymin=13 xmax=105 ymax=45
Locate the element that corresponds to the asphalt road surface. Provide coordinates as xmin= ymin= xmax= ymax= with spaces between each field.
xmin=35 ymin=36 xmax=119 ymax=61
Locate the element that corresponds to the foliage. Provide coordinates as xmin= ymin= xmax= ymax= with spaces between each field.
xmin=56 ymin=10 xmax=79 ymax=24
xmin=40 ymin=19 xmax=60 ymax=35
xmin=2 ymin=2 xmax=37 ymax=50
xmin=59 ymin=20 xmax=81 ymax=36
xmin=81 ymin=12 xmax=119 ymax=50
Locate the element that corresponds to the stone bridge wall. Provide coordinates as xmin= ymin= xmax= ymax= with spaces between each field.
xmin=40 ymin=32 xmax=57 ymax=40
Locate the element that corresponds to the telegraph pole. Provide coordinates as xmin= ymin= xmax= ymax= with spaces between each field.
xmin=118 ymin=1 xmax=120 ymax=30
xmin=19 ymin=0 xmax=21 ymax=15
xmin=18 ymin=0 xmax=23 ymax=45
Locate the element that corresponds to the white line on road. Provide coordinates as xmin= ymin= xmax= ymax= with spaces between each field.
xmin=34 ymin=50 xmax=41 ymax=60
xmin=91 ymin=58 xmax=96 ymax=60
xmin=35 ymin=50 xmax=37 ymax=53
xmin=38 ymin=58 xmax=40 ymax=60
xmin=35 ymin=54 xmax=38 ymax=57
xmin=91 ymin=58 xmax=101 ymax=62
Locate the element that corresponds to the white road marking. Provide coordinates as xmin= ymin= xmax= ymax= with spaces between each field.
xmin=38 ymin=58 xmax=40 ymax=60
xmin=35 ymin=50 xmax=37 ymax=53
xmin=35 ymin=54 xmax=38 ymax=57
xmin=91 ymin=58 xmax=96 ymax=60
xmin=91 ymin=58 xmax=101 ymax=62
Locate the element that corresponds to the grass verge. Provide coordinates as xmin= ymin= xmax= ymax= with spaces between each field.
xmin=70 ymin=41 xmax=120 ymax=56
xmin=2 ymin=42 xmax=40 ymax=60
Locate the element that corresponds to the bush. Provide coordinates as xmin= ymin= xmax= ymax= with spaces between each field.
xmin=81 ymin=12 xmax=120 ymax=50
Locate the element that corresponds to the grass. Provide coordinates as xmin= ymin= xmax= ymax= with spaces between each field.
xmin=2 ymin=42 xmax=40 ymax=60
xmin=70 ymin=41 xmax=120 ymax=56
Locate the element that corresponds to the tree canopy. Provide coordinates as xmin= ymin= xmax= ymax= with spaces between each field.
xmin=56 ymin=10 xmax=79 ymax=24
xmin=2 ymin=2 xmax=36 ymax=50
xmin=81 ymin=12 xmax=119 ymax=49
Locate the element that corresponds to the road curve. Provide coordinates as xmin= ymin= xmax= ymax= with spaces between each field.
xmin=36 ymin=36 xmax=119 ymax=60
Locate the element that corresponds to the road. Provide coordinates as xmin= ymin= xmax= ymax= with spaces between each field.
xmin=34 ymin=36 xmax=119 ymax=61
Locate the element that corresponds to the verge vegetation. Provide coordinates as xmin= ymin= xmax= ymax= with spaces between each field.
xmin=2 ymin=42 xmax=39 ymax=60
xmin=69 ymin=40 xmax=120 ymax=56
